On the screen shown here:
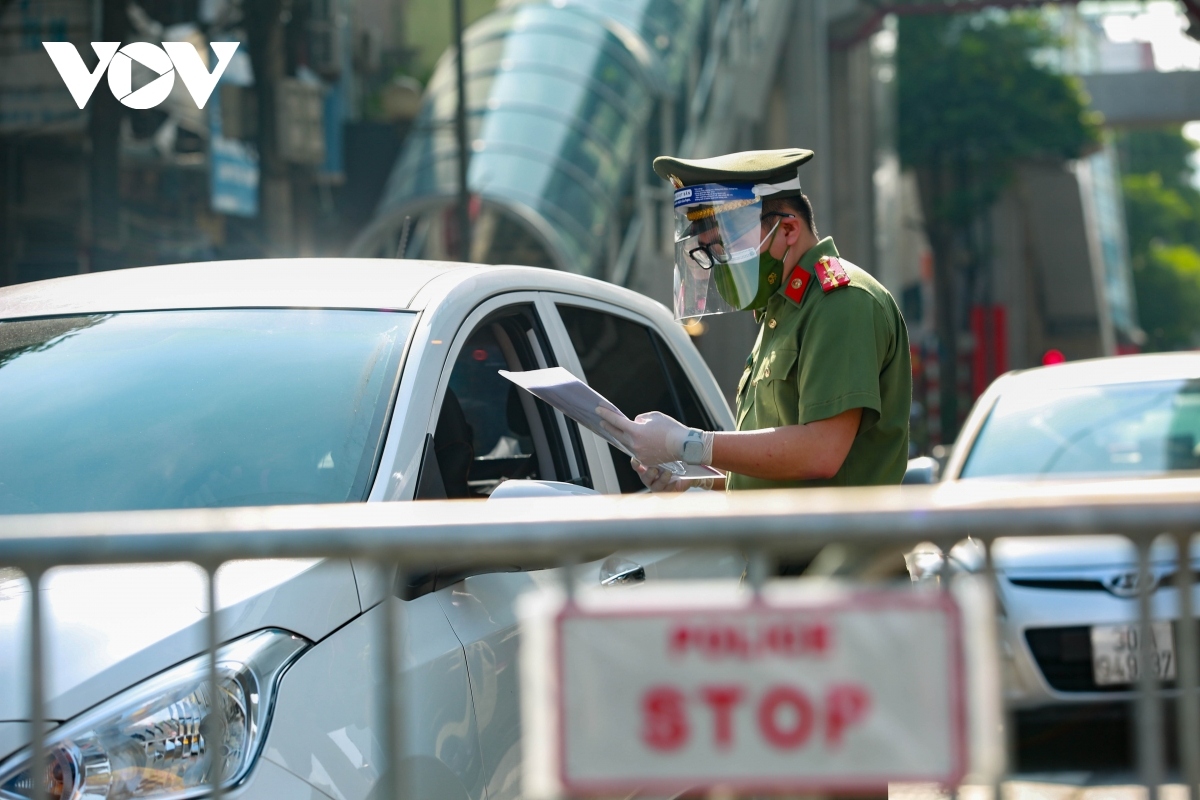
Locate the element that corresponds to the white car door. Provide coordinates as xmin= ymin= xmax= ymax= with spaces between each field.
xmin=543 ymin=294 xmax=744 ymax=581
xmin=409 ymin=293 xmax=592 ymax=800
xmin=424 ymin=293 xmax=742 ymax=800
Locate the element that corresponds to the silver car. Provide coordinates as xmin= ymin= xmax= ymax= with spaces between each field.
xmin=939 ymin=353 xmax=1200 ymax=768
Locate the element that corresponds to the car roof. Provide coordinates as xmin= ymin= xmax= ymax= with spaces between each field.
xmin=996 ymin=352 xmax=1200 ymax=391
xmin=0 ymin=259 xmax=484 ymax=320
xmin=0 ymin=259 xmax=684 ymax=328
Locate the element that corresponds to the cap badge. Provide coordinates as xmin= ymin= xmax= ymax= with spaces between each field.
xmin=767 ymin=272 xmax=777 ymax=285
xmin=815 ymin=256 xmax=850 ymax=293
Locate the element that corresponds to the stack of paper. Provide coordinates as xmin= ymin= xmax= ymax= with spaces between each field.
xmin=499 ymin=367 xmax=721 ymax=481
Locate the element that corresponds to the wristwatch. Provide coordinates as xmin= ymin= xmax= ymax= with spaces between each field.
xmin=681 ymin=429 xmax=705 ymax=464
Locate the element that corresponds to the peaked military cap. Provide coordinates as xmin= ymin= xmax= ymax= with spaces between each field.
xmin=652 ymin=148 xmax=814 ymax=196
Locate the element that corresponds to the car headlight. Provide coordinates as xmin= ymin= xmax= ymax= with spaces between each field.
xmin=0 ymin=629 xmax=307 ymax=800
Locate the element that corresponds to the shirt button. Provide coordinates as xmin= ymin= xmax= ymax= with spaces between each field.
xmin=764 ymin=366 xmax=771 ymax=378
xmin=768 ymin=319 xmax=776 ymax=328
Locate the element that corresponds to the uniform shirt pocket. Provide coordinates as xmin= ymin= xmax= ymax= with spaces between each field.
xmin=753 ymin=347 xmax=800 ymax=427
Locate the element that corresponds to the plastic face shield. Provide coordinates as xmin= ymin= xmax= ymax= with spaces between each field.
xmin=672 ymin=183 xmax=770 ymax=320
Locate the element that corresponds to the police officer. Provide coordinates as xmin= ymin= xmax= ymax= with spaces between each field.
xmin=597 ymin=148 xmax=911 ymax=493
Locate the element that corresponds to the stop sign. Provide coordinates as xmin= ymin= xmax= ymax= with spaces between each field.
xmin=520 ymin=584 xmax=967 ymax=797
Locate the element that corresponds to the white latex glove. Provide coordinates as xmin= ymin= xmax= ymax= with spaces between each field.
xmin=596 ymin=407 xmax=690 ymax=466
xmin=632 ymin=458 xmax=686 ymax=492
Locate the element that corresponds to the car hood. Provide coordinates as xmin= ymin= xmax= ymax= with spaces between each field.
xmin=0 ymin=558 xmax=360 ymax=724
xmin=992 ymin=535 xmax=1195 ymax=572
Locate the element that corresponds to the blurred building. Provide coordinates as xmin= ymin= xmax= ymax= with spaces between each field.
xmin=0 ymin=0 xmax=1159 ymax=452
xmin=0 ymin=0 xmax=432 ymax=282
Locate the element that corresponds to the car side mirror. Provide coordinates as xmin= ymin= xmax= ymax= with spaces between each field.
xmin=487 ymin=479 xmax=600 ymax=500
xmin=399 ymin=481 xmax=599 ymax=600
xmin=902 ymin=456 xmax=940 ymax=485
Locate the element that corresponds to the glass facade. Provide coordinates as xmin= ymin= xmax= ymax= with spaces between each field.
xmin=359 ymin=0 xmax=705 ymax=277
xmin=1085 ymin=142 xmax=1140 ymax=340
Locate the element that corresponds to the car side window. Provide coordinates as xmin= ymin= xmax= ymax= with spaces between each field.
xmin=417 ymin=305 xmax=586 ymax=499
xmin=557 ymin=304 xmax=714 ymax=493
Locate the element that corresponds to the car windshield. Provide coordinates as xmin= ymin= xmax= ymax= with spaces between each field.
xmin=0 ymin=309 xmax=413 ymax=513
xmin=961 ymin=378 xmax=1200 ymax=479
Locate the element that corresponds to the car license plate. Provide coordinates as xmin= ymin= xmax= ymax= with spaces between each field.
xmin=1091 ymin=622 xmax=1176 ymax=686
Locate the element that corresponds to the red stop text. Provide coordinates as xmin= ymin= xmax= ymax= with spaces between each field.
xmin=641 ymin=683 xmax=870 ymax=752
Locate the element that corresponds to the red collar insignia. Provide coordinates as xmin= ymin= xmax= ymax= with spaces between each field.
xmin=783 ymin=265 xmax=811 ymax=304
xmin=815 ymin=256 xmax=850 ymax=293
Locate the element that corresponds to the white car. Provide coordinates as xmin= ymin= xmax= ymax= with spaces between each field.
xmin=939 ymin=353 xmax=1200 ymax=768
xmin=0 ymin=260 xmax=743 ymax=800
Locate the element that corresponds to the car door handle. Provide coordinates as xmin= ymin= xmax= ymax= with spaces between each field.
xmin=599 ymin=556 xmax=646 ymax=586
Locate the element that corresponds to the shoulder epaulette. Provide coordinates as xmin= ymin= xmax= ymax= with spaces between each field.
xmin=815 ymin=256 xmax=850 ymax=293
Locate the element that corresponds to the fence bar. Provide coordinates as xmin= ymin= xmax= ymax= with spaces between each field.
xmin=983 ymin=540 xmax=1011 ymax=800
xmin=3 ymin=480 xmax=1200 ymax=568
xmin=27 ymin=567 xmax=46 ymax=800
xmin=560 ymin=556 xmax=578 ymax=604
xmin=1174 ymin=531 xmax=1200 ymax=800
xmin=204 ymin=563 xmax=225 ymax=800
xmin=938 ymin=544 xmax=960 ymax=800
xmin=747 ymin=549 xmax=771 ymax=595
xmin=1135 ymin=538 xmax=1165 ymax=800
xmin=377 ymin=563 xmax=405 ymax=800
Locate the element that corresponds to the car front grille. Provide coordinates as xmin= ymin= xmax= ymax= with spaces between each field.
xmin=1010 ymin=578 xmax=1107 ymax=592
xmin=1009 ymin=571 xmax=1200 ymax=596
xmin=1024 ymin=624 xmax=1199 ymax=692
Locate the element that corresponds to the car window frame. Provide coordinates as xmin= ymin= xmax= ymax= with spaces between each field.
xmin=534 ymin=294 xmax=623 ymax=494
xmin=943 ymin=380 xmax=1006 ymax=480
xmin=420 ymin=293 xmax=590 ymax=496
xmin=538 ymin=292 xmax=726 ymax=494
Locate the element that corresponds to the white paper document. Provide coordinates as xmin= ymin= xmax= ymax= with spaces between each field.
xmin=499 ymin=367 xmax=722 ymax=481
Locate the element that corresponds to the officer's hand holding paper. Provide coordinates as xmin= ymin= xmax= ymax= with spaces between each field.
xmin=632 ymin=459 xmax=687 ymax=492
xmin=593 ymin=409 xmax=692 ymax=467
xmin=498 ymin=367 xmax=720 ymax=480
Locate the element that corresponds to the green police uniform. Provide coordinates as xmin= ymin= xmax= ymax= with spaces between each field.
xmin=652 ymin=148 xmax=911 ymax=490
xmin=726 ymin=236 xmax=911 ymax=491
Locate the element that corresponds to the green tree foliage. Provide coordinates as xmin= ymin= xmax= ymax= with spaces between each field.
xmin=405 ymin=0 xmax=497 ymax=82
xmin=898 ymin=12 xmax=1100 ymax=226
xmin=1134 ymin=245 xmax=1200 ymax=350
xmin=1117 ymin=127 xmax=1200 ymax=351
xmin=897 ymin=11 xmax=1100 ymax=436
xmin=1122 ymin=173 xmax=1198 ymax=257
xmin=1119 ymin=127 xmax=1199 ymax=191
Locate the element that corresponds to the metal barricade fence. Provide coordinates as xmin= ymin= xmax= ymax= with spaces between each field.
xmin=2 ymin=478 xmax=1199 ymax=800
